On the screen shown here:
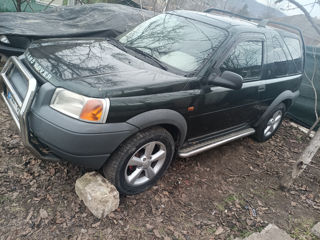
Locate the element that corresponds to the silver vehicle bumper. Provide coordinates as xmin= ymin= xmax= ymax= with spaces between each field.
xmin=0 ymin=56 xmax=57 ymax=160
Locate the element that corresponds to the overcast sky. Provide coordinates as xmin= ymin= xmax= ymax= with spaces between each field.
xmin=256 ymin=0 xmax=320 ymax=18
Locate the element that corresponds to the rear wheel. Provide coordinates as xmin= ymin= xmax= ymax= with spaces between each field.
xmin=253 ymin=103 xmax=286 ymax=142
xmin=103 ymin=127 xmax=175 ymax=195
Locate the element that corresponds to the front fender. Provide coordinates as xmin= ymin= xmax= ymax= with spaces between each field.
xmin=126 ymin=109 xmax=187 ymax=146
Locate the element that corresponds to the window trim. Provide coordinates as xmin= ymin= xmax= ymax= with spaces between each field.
xmin=215 ymin=33 xmax=266 ymax=82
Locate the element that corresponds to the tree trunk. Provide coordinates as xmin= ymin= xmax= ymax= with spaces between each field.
xmin=68 ymin=0 xmax=75 ymax=6
xmin=152 ymin=0 xmax=157 ymax=13
xmin=163 ymin=0 xmax=170 ymax=12
xmin=16 ymin=0 xmax=22 ymax=11
xmin=280 ymin=129 xmax=320 ymax=189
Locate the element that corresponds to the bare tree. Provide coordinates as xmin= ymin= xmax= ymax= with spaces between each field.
xmin=276 ymin=0 xmax=320 ymax=189
xmin=163 ymin=0 xmax=170 ymax=12
xmin=11 ymin=0 xmax=30 ymax=12
xmin=276 ymin=0 xmax=320 ymax=35
xmin=11 ymin=0 xmax=54 ymax=12
xmin=306 ymin=48 xmax=320 ymax=134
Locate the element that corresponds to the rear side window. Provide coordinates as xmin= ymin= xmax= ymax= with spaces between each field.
xmin=284 ymin=37 xmax=303 ymax=74
xmin=268 ymin=36 xmax=288 ymax=78
xmin=220 ymin=41 xmax=263 ymax=80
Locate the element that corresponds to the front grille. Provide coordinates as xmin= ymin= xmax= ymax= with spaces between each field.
xmin=0 ymin=56 xmax=38 ymax=150
xmin=0 ymin=56 xmax=59 ymax=162
xmin=6 ymin=64 xmax=28 ymax=100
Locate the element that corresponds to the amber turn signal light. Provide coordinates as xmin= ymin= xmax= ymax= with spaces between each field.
xmin=80 ymin=99 xmax=104 ymax=121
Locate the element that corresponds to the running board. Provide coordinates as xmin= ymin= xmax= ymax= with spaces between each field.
xmin=178 ymin=128 xmax=255 ymax=158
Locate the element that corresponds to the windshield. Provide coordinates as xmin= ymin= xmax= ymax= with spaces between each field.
xmin=119 ymin=13 xmax=228 ymax=73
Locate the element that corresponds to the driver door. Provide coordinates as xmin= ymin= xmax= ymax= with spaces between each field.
xmin=188 ymin=34 xmax=267 ymax=139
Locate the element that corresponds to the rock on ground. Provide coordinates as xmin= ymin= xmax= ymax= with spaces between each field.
xmin=311 ymin=222 xmax=320 ymax=238
xmin=75 ymin=172 xmax=119 ymax=219
xmin=236 ymin=224 xmax=293 ymax=240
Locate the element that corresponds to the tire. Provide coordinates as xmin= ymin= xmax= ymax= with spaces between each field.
xmin=103 ymin=127 xmax=175 ymax=195
xmin=253 ymin=103 xmax=286 ymax=142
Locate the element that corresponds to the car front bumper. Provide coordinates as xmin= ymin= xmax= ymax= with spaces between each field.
xmin=0 ymin=56 xmax=138 ymax=169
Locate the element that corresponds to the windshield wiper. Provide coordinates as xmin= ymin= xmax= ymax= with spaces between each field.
xmin=107 ymin=38 xmax=128 ymax=53
xmin=124 ymin=46 xmax=168 ymax=71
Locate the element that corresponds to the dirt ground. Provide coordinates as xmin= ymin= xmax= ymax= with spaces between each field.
xmin=0 ymin=98 xmax=320 ymax=240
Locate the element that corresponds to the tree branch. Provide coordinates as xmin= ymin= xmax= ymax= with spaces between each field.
xmin=276 ymin=0 xmax=320 ymax=36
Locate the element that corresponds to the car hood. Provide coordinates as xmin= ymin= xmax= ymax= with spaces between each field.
xmin=24 ymin=38 xmax=188 ymax=98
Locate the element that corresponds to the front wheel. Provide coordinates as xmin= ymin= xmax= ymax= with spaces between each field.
xmin=103 ymin=127 xmax=175 ymax=195
xmin=253 ymin=103 xmax=286 ymax=142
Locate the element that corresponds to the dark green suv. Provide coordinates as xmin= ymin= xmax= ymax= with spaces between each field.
xmin=0 ymin=10 xmax=304 ymax=195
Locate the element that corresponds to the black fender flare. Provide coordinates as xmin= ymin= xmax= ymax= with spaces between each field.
xmin=254 ymin=90 xmax=299 ymax=127
xmin=126 ymin=109 xmax=187 ymax=146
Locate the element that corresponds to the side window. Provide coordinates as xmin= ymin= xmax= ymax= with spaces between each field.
xmin=268 ymin=36 xmax=288 ymax=77
xmin=284 ymin=37 xmax=303 ymax=74
xmin=220 ymin=41 xmax=263 ymax=80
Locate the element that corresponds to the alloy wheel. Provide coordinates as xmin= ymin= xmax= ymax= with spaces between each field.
xmin=124 ymin=141 xmax=167 ymax=186
xmin=264 ymin=110 xmax=283 ymax=137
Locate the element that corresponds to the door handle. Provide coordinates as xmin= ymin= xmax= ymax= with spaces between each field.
xmin=258 ymin=85 xmax=266 ymax=92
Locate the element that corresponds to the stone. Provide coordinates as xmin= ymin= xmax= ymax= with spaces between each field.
xmin=75 ymin=172 xmax=119 ymax=219
xmin=215 ymin=226 xmax=224 ymax=235
xmin=242 ymin=224 xmax=293 ymax=240
xmin=311 ymin=222 xmax=320 ymax=238
xmin=39 ymin=208 xmax=48 ymax=219
xmin=291 ymin=201 xmax=297 ymax=207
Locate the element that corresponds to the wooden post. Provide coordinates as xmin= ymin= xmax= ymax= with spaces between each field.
xmin=280 ymin=129 xmax=320 ymax=189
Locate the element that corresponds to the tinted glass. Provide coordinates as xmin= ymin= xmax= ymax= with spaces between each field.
xmin=119 ymin=14 xmax=228 ymax=72
xmin=284 ymin=37 xmax=302 ymax=74
xmin=268 ymin=37 xmax=288 ymax=77
xmin=220 ymin=41 xmax=263 ymax=79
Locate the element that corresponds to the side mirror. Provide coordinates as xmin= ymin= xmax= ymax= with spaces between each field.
xmin=208 ymin=71 xmax=243 ymax=90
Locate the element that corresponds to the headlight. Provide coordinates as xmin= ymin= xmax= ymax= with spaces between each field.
xmin=0 ymin=35 xmax=10 ymax=44
xmin=50 ymin=88 xmax=110 ymax=123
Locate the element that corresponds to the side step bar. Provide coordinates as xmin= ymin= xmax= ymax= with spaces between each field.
xmin=178 ymin=128 xmax=255 ymax=158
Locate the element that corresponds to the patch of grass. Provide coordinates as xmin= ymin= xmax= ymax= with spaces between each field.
xmin=215 ymin=203 xmax=225 ymax=211
xmin=129 ymin=225 xmax=146 ymax=233
xmin=265 ymin=189 xmax=275 ymax=198
xmin=207 ymin=227 xmax=216 ymax=235
xmin=231 ymin=224 xmax=264 ymax=239
xmin=225 ymin=194 xmax=237 ymax=204
xmin=250 ymin=187 xmax=275 ymax=200
xmin=289 ymin=217 xmax=317 ymax=240
xmin=238 ymin=226 xmax=264 ymax=238
xmin=215 ymin=194 xmax=246 ymax=212
xmin=0 ymin=195 xmax=11 ymax=204
xmin=159 ymin=227 xmax=167 ymax=236
xmin=9 ymin=206 xmax=24 ymax=213
xmin=239 ymin=230 xmax=254 ymax=238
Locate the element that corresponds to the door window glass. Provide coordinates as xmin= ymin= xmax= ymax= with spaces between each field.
xmin=220 ymin=41 xmax=263 ymax=79
xmin=284 ymin=37 xmax=302 ymax=74
xmin=268 ymin=37 xmax=288 ymax=77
